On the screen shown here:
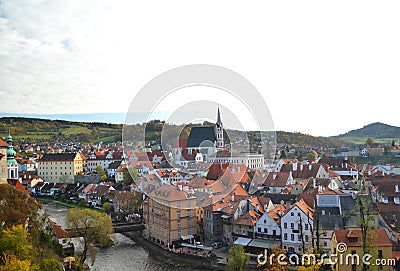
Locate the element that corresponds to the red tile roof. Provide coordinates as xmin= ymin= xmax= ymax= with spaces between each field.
xmin=7 ymin=180 xmax=29 ymax=195
xmin=51 ymin=220 xmax=68 ymax=239
xmin=333 ymin=229 xmax=391 ymax=247
xmin=0 ymin=138 xmax=9 ymax=147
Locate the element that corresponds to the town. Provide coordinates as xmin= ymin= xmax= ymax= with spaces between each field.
xmin=0 ymin=109 xmax=400 ymax=271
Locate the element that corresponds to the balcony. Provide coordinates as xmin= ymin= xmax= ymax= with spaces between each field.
xmin=255 ymin=232 xmax=281 ymax=240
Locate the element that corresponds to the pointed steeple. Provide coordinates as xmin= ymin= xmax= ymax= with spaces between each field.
xmin=216 ymin=106 xmax=223 ymax=127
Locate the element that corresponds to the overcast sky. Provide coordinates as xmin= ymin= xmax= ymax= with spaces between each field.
xmin=0 ymin=1 xmax=399 ymax=136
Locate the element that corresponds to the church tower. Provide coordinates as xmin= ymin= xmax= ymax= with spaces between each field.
xmin=6 ymin=131 xmax=18 ymax=180
xmin=215 ymin=107 xmax=224 ymax=151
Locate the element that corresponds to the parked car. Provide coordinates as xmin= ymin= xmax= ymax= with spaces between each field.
xmin=212 ymin=241 xmax=225 ymax=248
xmin=195 ymin=241 xmax=203 ymax=247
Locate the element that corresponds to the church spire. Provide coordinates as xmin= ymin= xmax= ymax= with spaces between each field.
xmin=216 ymin=106 xmax=223 ymax=127
xmin=215 ymin=106 xmax=224 ymax=151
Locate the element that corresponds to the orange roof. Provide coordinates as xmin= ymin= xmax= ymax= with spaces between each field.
xmin=7 ymin=180 xmax=29 ymax=195
xmin=51 ymin=220 xmax=68 ymax=239
xmin=188 ymin=176 xmax=214 ymax=189
xmin=233 ymin=210 xmax=261 ymax=226
xmin=0 ymin=138 xmax=9 ymax=147
xmin=267 ymin=204 xmax=286 ymax=225
xmin=292 ymin=199 xmax=314 ymax=220
xmin=148 ymin=184 xmax=195 ymax=202
xmin=334 ymin=229 xmax=391 ymax=247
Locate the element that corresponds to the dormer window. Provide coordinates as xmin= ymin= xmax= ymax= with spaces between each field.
xmin=349 ymin=237 xmax=358 ymax=243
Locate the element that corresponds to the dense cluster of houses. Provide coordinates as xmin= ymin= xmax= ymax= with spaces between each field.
xmin=1 ymin=112 xmax=400 ymax=270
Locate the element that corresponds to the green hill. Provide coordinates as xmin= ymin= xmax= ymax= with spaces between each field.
xmin=332 ymin=122 xmax=400 ymax=144
xmin=0 ymin=117 xmax=122 ymax=143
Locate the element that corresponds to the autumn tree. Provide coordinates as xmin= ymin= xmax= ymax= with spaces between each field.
xmin=0 ymin=254 xmax=32 ymax=271
xmin=0 ymin=225 xmax=32 ymax=264
xmin=228 ymin=245 xmax=250 ymax=271
xmin=357 ymin=182 xmax=377 ymax=271
xmin=66 ymin=208 xmax=115 ymax=265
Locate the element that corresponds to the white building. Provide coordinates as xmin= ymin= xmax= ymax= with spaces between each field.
xmin=281 ymin=200 xmax=314 ymax=254
xmin=254 ymin=204 xmax=286 ymax=240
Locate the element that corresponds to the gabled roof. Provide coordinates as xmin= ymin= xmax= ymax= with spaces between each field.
xmin=267 ymin=204 xmax=286 ymax=225
xmin=264 ymin=172 xmax=290 ymax=187
xmin=187 ymin=126 xmax=216 ymax=148
xmin=333 ymin=229 xmax=391 ymax=247
xmin=233 ymin=210 xmax=261 ymax=226
xmin=206 ymin=162 xmax=229 ymax=180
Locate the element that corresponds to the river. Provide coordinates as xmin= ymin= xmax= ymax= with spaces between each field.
xmin=43 ymin=202 xmax=211 ymax=271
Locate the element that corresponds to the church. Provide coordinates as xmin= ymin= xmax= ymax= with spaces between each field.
xmin=173 ymin=107 xmax=225 ymax=165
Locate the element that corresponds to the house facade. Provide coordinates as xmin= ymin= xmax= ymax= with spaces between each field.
xmin=38 ymin=153 xmax=84 ymax=183
xmin=143 ymin=184 xmax=197 ymax=246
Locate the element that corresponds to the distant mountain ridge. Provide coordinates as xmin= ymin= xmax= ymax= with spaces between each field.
xmin=335 ymin=122 xmax=400 ymax=139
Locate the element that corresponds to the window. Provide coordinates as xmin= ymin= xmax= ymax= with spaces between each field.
xmin=297 ymin=213 xmax=300 ymax=216
xmin=291 ymin=223 xmax=294 ymax=229
xmin=378 ymin=250 xmax=383 ymax=258
xmin=188 ymin=210 xmax=191 ymax=217
xmin=177 ymin=202 xmax=181 ymax=208
xmin=297 ymin=223 xmax=301 ymax=229
xmin=264 ymin=220 xmax=266 ymax=223
xmin=188 ymin=219 xmax=191 ymax=227
xmin=305 ymin=235 xmax=308 ymax=242
xmin=264 ymin=228 xmax=268 ymax=233
xmin=284 ymin=233 xmax=288 ymax=240
xmin=291 ymin=234 xmax=294 ymax=241
xmin=305 ymin=224 xmax=308 ymax=230
xmin=177 ymin=211 xmax=181 ymax=218
xmin=178 ymin=230 xmax=181 ymax=237
xmin=323 ymin=241 xmax=328 ymax=247
xmin=298 ymin=235 xmax=301 ymax=241
xmin=258 ymin=227 xmax=261 ymax=233
xmin=291 ymin=212 xmax=294 ymax=216
xmin=284 ymin=223 xmax=287 ymax=229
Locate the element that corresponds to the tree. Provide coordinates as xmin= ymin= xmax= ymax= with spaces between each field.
xmin=357 ymin=181 xmax=377 ymax=271
xmin=102 ymin=202 xmax=112 ymax=214
xmin=122 ymin=168 xmax=137 ymax=185
xmin=95 ymin=165 xmax=103 ymax=174
xmin=366 ymin=137 xmax=374 ymax=147
xmin=66 ymin=208 xmax=115 ymax=265
xmin=305 ymin=152 xmax=317 ymax=162
xmin=38 ymin=258 xmax=62 ymax=271
xmin=0 ymin=225 xmax=32 ymax=264
xmin=0 ymin=254 xmax=33 ymax=271
xmin=228 ymin=245 xmax=250 ymax=271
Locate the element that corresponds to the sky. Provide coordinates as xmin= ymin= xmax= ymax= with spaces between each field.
xmin=0 ymin=1 xmax=399 ymax=137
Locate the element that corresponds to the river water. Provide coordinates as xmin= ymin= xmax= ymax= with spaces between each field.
xmin=43 ymin=202 xmax=210 ymax=271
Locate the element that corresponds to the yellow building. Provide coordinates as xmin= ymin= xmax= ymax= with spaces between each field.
xmin=37 ymin=153 xmax=84 ymax=184
xmin=331 ymin=229 xmax=393 ymax=271
xmin=143 ymin=184 xmax=197 ymax=246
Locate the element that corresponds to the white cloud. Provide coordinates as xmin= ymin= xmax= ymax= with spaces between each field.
xmin=0 ymin=0 xmax=399 ymax=136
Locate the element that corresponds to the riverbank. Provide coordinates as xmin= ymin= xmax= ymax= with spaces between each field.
xmin=123 ymin=231 xmax=222 ymax=270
